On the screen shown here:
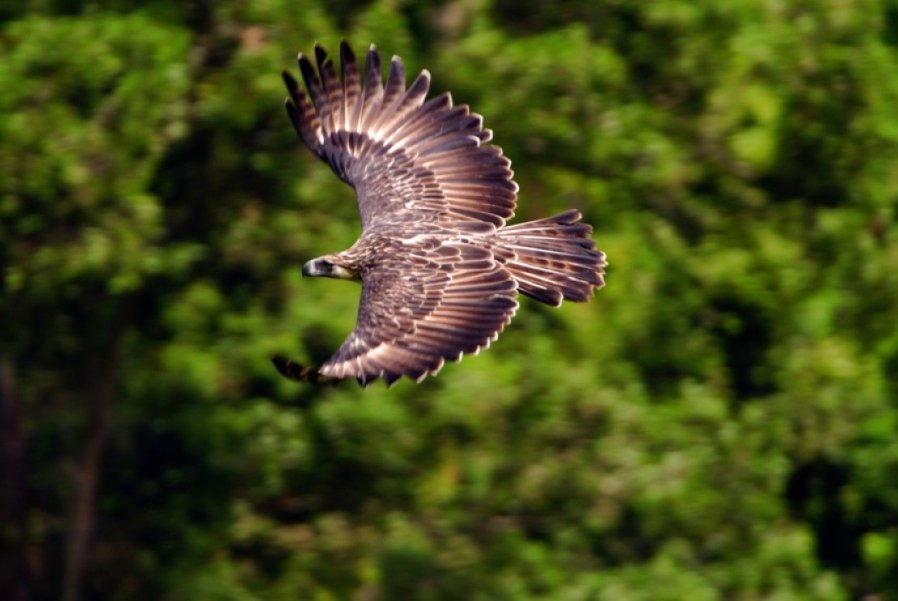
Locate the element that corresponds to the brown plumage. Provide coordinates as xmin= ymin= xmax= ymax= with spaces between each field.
xmin=275 ymin=41 xmax=607 ymax=386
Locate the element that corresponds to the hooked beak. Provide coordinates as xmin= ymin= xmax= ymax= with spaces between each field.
xmin=301 ymin=258 xmax=355 ymax=279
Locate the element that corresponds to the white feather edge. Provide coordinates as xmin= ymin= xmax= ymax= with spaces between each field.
xmin=318 ymin=292 xmax=520 ymax=386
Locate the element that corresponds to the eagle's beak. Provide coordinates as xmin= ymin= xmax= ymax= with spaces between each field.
xmin=301 ymin=260 xmax=316 ymax=277
xmin=302 ymin=258 xmax=356 ymax=280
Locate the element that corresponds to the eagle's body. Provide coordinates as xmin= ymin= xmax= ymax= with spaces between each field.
xmin=275 ymin=41 xmax=606 ymax=386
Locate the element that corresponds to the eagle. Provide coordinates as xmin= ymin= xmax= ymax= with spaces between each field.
xmin=274 ymin=41 xmax=606 ymax=386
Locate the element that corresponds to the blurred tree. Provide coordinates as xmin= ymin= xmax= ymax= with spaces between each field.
xmin=0 ymin=12 xmax=191 ymax=600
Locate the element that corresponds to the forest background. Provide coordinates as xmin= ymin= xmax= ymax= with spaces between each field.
xmin=3 ymin=0 xmax=898 ymax=599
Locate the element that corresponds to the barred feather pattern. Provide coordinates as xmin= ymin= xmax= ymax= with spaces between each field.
xmin=323 ymin=240 xmax=519 ymax=386
xmin=278 ymin=42 xmax=605 ymax=386
xmin=283 ymin=41 xmax=517 ymax=229
xmin=492 ymin=209 xmax=607 ymax=307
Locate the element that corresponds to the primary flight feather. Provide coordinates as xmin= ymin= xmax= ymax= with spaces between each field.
xmin=274 ymin=41 xmax=606 ymax=386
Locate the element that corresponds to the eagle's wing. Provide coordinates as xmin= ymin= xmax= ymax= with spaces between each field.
xmin=318 ymin=243 xmax=518 ymax=386
xmin=282 ymin=41 xmax=518 ymax=230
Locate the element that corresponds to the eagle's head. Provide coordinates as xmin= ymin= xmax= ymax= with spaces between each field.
xmin=302 ymin=256 xmax=358 ymax=280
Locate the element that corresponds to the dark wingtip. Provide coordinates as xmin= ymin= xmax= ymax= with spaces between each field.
xmin=272 ymin=355 xmax=331 ymax=384
xmin=314 ymin=43 xmax=329 ymax=68
xmin=283 ymin=98 xmax=301 ymax=136
xmin=365 ymin=44 xmax=382 ymax=74
xmin=384 ymin=371 xmax=402 ymax=387
xmin=282 ymin=70 xmax=299 ymax=96
xmin=552 ymin=209 xmax=582 ymax=224
xmin=298 ymin=53 xmax=317 ymax=82
xmin=340 ymin=39 xmax=355 ymax=60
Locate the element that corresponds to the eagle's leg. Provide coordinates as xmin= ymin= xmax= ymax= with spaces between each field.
xmin=271 ymin=355 xmax=334 ymax=383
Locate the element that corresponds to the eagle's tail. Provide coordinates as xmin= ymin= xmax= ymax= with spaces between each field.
xmin=494 ymin=209 xmax=606 ymax=307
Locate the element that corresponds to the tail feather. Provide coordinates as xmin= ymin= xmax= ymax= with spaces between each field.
xmin=495 ymin=209 xmax=606 ymax=306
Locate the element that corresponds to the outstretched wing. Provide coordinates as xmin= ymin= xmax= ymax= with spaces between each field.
xmin=282 ymin=41 xmax=518 ymax=230
xmin=319 ymin=243 xmax=519 ymax=386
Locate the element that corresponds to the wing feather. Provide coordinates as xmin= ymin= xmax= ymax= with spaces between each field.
xmin=282 ymin=71 xmax=321 ymax=150
xmin=315 ymin=44 xmax=342 ymax=134
xmin=379 ymin=56 xmax=407 ymax=115
xmin=283 ymin=41 xmax=518 ymax=230
xmin=379 ymin=71 xmax=431 ymax=143
xmin=318 ymin=242 xmax=518 ymax=385
xmin=298 ymin=53 xmax=327 ymax=121
xmin=340 ymin=40 xmax=361 ymax=131
xmin=357 ymin=45 xmax=384 ymax=132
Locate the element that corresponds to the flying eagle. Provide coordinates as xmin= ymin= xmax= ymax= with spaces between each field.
xmin=274 ymin=41 xmax=606 ymax=386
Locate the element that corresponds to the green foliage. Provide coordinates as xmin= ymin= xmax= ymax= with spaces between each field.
xmin=4 ymin=0 xmax=898 ymax=599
